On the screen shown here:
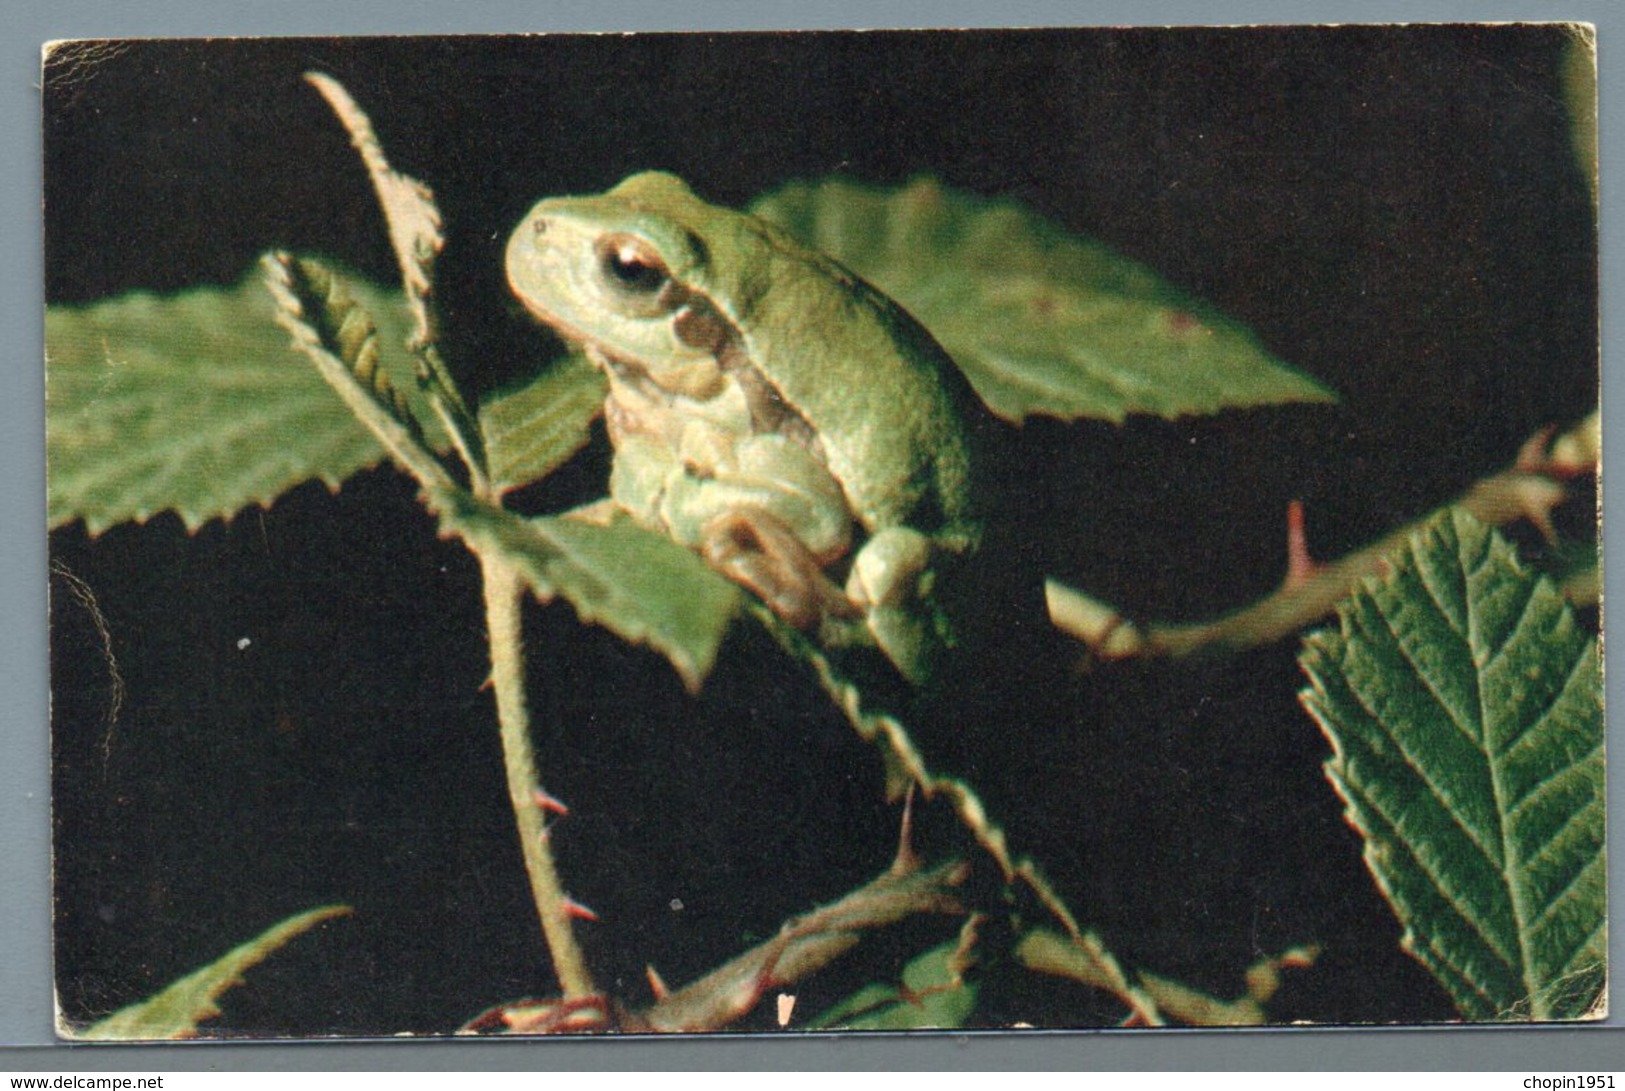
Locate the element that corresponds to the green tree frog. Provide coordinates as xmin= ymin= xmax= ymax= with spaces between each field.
xmin=505 ymin=171 xmax=987 ymax=685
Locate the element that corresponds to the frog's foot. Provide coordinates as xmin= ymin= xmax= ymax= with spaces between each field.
xmin=847 ymin=527 xmax=942 ymax=686
xmin=701 ymin=508 xmax=859 ymax=631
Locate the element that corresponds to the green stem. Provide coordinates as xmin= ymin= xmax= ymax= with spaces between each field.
xmin=480 ymin=552 xmax=595 ymax=1000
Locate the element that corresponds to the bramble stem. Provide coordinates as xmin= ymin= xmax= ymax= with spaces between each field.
xmin=1047 ymin=413 xmax=1598 ymax=661
xmin=480 ymin=552 xmax=595 ymax=1000
xmin=302 ymin=70 xmax=595 ymax=1006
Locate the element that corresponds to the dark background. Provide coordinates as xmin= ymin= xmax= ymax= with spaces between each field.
xmin=46 ymin=27 xmax=1597 ymax=1034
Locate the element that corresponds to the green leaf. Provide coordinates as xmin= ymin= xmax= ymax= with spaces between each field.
xmin=752 ymin=176 xmax=1335 ymax=425
xmin=73 ymin=905 xmax=351 ymax=1040
xmin=443 ymin=496 xmax=741 ymax=690
xmin=809 ymin=938 xmax=978 ymax=1030
xmin=478 ymin=351 xmax=606 ymax=495
xmin=1300 ymin=510 xmax=1605 ymax=1021
xmin=47 ymin=270 xmax=424 ymax=534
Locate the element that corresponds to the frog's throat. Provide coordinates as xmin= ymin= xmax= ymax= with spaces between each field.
xmin=588 ymin=342 xmax=822 ymax=457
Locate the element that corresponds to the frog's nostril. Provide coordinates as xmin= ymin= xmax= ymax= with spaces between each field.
xmin=532 ymin=217 xmax=549 ymax=236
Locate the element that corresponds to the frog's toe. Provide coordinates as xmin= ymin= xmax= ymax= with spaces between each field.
xmin=846 ymin=527 xmax=933 ymax=610
xmin=866 ymin=605 xmax=935 ymax=687
xmin=701 ymin=509 xmax=856 ymax=630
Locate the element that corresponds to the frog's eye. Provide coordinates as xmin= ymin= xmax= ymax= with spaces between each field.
xmin=596 ymin=234 xmax=671 ymax=301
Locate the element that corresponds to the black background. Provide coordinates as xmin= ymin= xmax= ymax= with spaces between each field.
xmin=46 ymin=27 xmax=1597 ymax=1034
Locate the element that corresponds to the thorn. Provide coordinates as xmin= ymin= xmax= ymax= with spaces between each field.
xmin=1545 ymin=413 xmax=1600 ymax=476
xmin=776 ymin=993 xmax=796 ymax=1027
xmin=1284 ymin=500 xmax=1322 ymax=589
xmin=895 ymin=983 xmax=928 ymax=1008
xmin=460 ymin=1002 xmax=519 ymax=1034
xmin=530 ymin=787 xmax=571 ymax=816
xmin=1071 ymin=611 xmax=1125 ymax=673
xmin=645 ymin=964 xmax=670 ymax=1002
xmin=1515 ymin=424 xmax=1561 ymax=473
xmin=1514 ymin=420 xmax=1598 ymax=481
xmin=1046 ymin=578 xmax=1144 ymax=663
xmin=890 ymin=786 xmax=921 ymax=875
xmin=563 ymin=896 xmax=599 ymax=922
xmin=1278 ymin=945 xmax=1321 ymax=970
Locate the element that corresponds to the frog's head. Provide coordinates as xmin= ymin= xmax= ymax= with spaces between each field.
xmin=507 ymin=172 xmax=734 ymax=398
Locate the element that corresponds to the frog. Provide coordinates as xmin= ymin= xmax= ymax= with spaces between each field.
xmin=505 ymin=171 xmax=987 ymax=686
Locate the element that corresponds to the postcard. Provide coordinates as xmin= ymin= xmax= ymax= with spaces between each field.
xmin=45 ymin=26 xmax=1602 ymax=1037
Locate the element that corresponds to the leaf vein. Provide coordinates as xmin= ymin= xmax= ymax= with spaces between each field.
xmin=1476 ymin=572 xmax=1537 ymax=679
xmin=1365 ymin=601 xmax=1502 ymax=868
xmin=1497 ymin=646 xmax=1596 ymax=774
xmin=1523 ymin=851 xmax=1606 ymax=951
xmin=1508 ymin=740 xmax=1603 ymax=830
xmin=1340 ymin=747 xmax=1519 ymax=972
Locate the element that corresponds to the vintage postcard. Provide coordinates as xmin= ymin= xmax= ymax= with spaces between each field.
xmin=45 ymin=27 xmax=1602 ymax=1037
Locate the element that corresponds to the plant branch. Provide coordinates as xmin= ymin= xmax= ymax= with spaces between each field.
xmin=1017 ymin=928 xmax=1317 ymax=1026
xmin=630 ymin=856 xmax=971 ymax=1032
xmin=290 ymin=75 xmax=594 ymax=998
xmin=464 ymin=852 xmax=972 ymax=1034
xmin=1047 ymin=413 xmax=1598 ymax=661
xmin=275 ymin=253 xmax=598 ymax=1001
xmin=481 ymin=553 xmax=596 ymax=1001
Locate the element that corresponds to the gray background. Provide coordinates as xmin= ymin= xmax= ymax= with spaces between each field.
xmin=6 ymin=0 xmax=1622 ymax=1071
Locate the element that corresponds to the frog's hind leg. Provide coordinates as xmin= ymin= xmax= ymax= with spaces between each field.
xmin=701 ymin=508 xmax=859 ymax=632
xmin=846 ymin=526 xmax=949 ymax=687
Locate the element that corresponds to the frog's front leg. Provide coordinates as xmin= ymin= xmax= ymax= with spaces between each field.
xmin=701 ymin=508 xmax=860 ymax=631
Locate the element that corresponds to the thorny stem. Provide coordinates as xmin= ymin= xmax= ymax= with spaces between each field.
xmin=276 ymin=250 xmax=596 ymax=996
xmin=279 ymin=257 xmax=597 ymax=997
xmin=469 ymin=852 xmax=973 ymax=1034
xmin=299 ymin=71 xmax=595 ymax=1006
xmin=481 ymin=552 xmax=596 ymax=1001
xmin=1047 ymin=413 xmax=1598 ymax=661
xmin=632 ymin=857 xmax=970 ymax=1032
xmin=1017 ymin=928 xmax=1317 ymax=1027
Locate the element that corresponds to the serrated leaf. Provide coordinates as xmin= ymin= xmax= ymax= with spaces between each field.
xmin=809 ymin=939 xmax=978 ymax=1030
xmin=1300 ymin=510 xmax=1605 ymax=1021
xmin=47 ymin=270 xmax=429 ymax=534
xmin=263 ymin=253 xmax=458 ymax=497
xmin=751 ymin=176 xmax=1334 ymax=425
xmin=73 ymin=905 xmax=350 ymax=1040
xmin=478 ymin=352 xmax=606 ymax=495
xmin=443 ymin=496 xmax=741 ymax=690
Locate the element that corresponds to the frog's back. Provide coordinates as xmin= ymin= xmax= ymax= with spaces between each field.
xmin=609 ymin=173 xmax=983 ymax=543
xmin=746 ymin=255 xmax=982 ymax=543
